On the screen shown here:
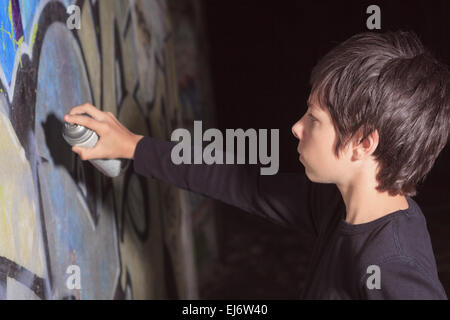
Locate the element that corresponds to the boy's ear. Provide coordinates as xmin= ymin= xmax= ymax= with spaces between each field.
xmin=353 ymin=129 xmax=379 ymax=160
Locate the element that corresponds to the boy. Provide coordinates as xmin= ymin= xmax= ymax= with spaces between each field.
xmin=64 ymin=30 xmax=450 ymax=299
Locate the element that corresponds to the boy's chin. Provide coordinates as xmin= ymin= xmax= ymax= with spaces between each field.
xmin=304 ymin=169 xmax=333 ymax=184
xmin=303 ymin=167 xmax=315 ymax=181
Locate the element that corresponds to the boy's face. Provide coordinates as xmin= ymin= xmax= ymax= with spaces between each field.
xmin=291 ymin=93 xmax=354 ymax=184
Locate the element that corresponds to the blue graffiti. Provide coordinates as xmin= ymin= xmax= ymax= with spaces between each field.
xmin=0 ymin=0 xmax=39 ymax=84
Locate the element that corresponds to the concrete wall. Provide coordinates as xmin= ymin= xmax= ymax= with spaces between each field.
xmin=0 ymin=0 xmax=217 ymax=299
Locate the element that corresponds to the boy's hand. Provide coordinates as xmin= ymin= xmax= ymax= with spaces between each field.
xmin=64 ymin=103 xmax=144 ymax=160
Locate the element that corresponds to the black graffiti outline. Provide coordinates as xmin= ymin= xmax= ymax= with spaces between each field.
xmin=0 ymin=256 xmax=45 ymax=299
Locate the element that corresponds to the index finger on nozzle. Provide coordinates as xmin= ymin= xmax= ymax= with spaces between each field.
xmin=64 ymin=114 xmax=102 ymax=134
xmin=67 ymin=103 xmax=105 ymax=121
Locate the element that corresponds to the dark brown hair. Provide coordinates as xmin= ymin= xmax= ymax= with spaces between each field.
xmin=309 ymin=30 xmax=450 ymax=196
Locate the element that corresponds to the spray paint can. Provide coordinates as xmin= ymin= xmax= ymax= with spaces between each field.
xmin=62 ymin=122 xmax=128 ymax=178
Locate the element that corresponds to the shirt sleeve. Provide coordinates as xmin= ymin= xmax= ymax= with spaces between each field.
xmin=132 ymin=136 xmax=326 ymax=236
xmin=360 ymin=257 xmax=448 ymax=300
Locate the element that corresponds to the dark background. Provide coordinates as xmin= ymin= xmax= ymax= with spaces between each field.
xmin=199 ymin=0 xmax=450 ymax=299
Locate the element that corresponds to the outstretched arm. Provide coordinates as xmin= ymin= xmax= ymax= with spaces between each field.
xmin=133 ymin=135 xmax=321 ymax=234
xmin=65 ymin=103 xmax=339 ymax=237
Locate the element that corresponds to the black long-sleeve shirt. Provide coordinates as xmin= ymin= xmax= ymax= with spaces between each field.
xmin=133 ymin=136 xmax=448 ymax=299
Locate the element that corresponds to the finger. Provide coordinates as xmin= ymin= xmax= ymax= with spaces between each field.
xmin=108 ymin=112 xmax=122 ymax=126
xmin=64 ymin=114 xmax=105 ymax=135
xmin=72 ymin=145 xmax=85 ymax=159
xmin=68 ymin=103 xmax=106 ymax=121
xmin=73 ymin=146 xmax=92 ymax=161
xmin=73 ymin=144 xmax=105 ymax=161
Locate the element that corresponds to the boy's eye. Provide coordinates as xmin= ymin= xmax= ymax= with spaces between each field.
xmin=308 ymin=114 xmax=317 ymax=122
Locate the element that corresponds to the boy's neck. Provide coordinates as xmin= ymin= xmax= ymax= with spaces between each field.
xmin=337 ymin=179 xmax=409 ymax=225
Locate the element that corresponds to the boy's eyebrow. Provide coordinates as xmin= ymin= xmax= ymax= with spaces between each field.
xmin=306 ymin=100 xmax=325 ymax=121
xmin=307 ymin=100 xmax=319 ymax=113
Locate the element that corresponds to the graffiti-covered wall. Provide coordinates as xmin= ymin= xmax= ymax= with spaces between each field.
xmin=0 ymin=0 xmax=217 ymax=299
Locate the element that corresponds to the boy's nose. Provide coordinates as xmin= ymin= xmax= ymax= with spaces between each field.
xmin=292 ymin=121 xmax=301 ymax=139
